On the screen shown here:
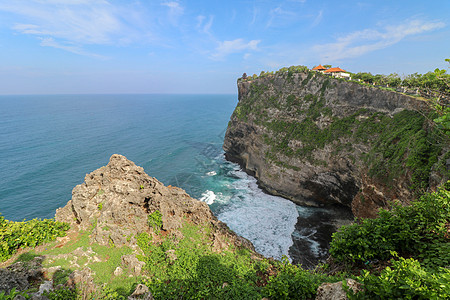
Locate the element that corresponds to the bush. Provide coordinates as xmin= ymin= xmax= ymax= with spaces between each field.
xmin=147 ymin=210 xmax=162 ymax=231
xmin=262 ymin=257 xmax=343 ymax=299
xmin=0 ymin=214 xmax=70 ymax=262
xmin=349 ymin=255 xmax=450 ymax=299
xmin=330 ymin=182 xmax=450 ymax=267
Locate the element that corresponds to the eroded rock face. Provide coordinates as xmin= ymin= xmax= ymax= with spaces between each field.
xmin=0 ymin=257 xmax=45 ymax=295
xmin=224 ymin=72 xmax=448 ymax=217
xmin=55 ymin=154 xmax=254 ymax=251
xmin=315 ymin=279 xmax=361 ymax=300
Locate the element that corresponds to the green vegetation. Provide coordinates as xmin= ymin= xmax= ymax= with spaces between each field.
xmin=237 ymin=65 xmax=309 ymax=82
xmin=1 ymin=184 xmax=448 ymax=299
xmin=363 ymin=110 xmax=442 ymax=191
xmin=0 ymin=214 xmax=69 ymax=262
xmin=147 ymin=210 xmax=162 ymax=230
xmin=349 ymin=255 xmax=450 ymax=299
xmin=136 ymin=220 xmax=343 ymax=299
xmin=258 ymin=97 xmax=444 ymax=192
xmin=330 ymin=183 xmax=450 ymax=266
xmin=351 ymin=68 xmax=449 ymax=95
xmin=0 ymin=288 xmax=29 ymax=300
xmin=330 ymin=183 xmax=450 ymax=299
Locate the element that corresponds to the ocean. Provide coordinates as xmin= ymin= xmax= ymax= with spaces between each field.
xmin=0 ymin=94 xmax=351 ymax=265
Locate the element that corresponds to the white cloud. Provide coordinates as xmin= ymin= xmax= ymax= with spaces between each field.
xmin=211 ymin=38 xmax=260 ymax=60
xmin=311 ymin=10 xmax=323 ymax=27
xmin=267 ymin=6 xmax=296 ymax=28
xmin=39 ymin=37 xmax=107 ymax=59
xmin=161 ymin=1 xmax=184 ymax=26
xmin=313 ymin=19 xmax=445 ymax=62
xmin=196 ymin=15 xmax=214 ymax=34
xmin=0 ymin=1 xmax=150 ymax=57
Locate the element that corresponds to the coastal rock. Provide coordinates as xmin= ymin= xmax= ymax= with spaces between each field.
xmin=121 ymin=254 xmax=145 ymax=276
xmin=224 ymin=71 xmax=448 ymax=217
xmin=128 ymin=284 xmax=153 ymax=300
xmin=315 ymin=279 xmax=361 ymax=300
xmin=0 ymin=257 xmax=45 ymax=295
xmin=67 ymin=268 xmax=96 ymax=296
xmin=55 ymin=154 xmax=255 ymax=252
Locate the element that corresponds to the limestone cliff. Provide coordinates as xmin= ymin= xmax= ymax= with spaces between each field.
xmin=56 ymin=154 xmax=254 ymax=251
xmin=224 ymin=70 xmax=449 ymax=218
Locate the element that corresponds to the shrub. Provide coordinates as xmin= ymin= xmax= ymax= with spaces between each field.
xmin=0 ymin=214 xmax=70 ymax=262
xmin=147 ymin=210 xmax=162 ymax=231
xmin=329 ymin=182 xmax=450 ymax=267
xmin=262 ymin=257 xmax=343 ymax=299
xmin=348 ymin=255 xmax=450 ymax=299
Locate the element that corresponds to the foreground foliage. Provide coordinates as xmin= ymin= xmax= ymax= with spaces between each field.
xmin=330 ymin=183 xmax=450 ymax=267
xmin=136 ymin=220 xmax=344 ymax=299
xmin=349 ymin=255 xmax=450 ymax=299
xmin=0 ymin=214 xmax=69 ymax=262
xmin=1 ymin=183 xmax=449 ymax=299
xmin=330 ymin=182 xmax=450 ymax=299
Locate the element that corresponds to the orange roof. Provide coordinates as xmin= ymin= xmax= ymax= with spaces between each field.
xmin=324 ymin=67 xmax=346 ymax=73
xmin=312 ymin=65 xmax=327 ymax=71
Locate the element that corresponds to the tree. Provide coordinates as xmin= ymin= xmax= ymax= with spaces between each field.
xmin=431 ymin=58 xmax=450 ymax=135
xmin=242 ymin=73 xmax=247 ymax=79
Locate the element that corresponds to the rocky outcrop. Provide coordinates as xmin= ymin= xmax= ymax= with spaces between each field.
xmin=0 ymin=154 xmax=260 ymax=297
xmin=56 ymin=154 xmax=254 ymax=251
xmin=315 ymin=279 xmax=361 ymax=300
xmin=224 ymin=71 xmax=448 ymax=217
xmin=0 ymin=256 xmax=45 ymax=297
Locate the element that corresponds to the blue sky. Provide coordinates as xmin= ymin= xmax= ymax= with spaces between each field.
xmin=0 ymin=0 xmax=449 ymax=94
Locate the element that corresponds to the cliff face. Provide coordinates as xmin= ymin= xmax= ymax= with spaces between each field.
xmin=56 ymin=154 xmax=254 ymax=251
xmin=224 ymin=71 xmax=449 ymax=218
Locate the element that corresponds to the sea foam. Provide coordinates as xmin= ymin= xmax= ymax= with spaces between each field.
xmin=216 ymin=166 xmax=298 ymax=261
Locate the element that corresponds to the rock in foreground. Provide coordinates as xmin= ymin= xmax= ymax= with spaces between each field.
xmin=56 ymin=154 xmax=254 ymax=252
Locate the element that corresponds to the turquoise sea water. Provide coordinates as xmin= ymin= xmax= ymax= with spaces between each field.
xmin=0 ymin=94 xmax=350 ymax=264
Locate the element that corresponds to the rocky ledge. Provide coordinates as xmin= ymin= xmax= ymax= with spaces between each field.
xmin=56 ymin=154 xmax=254 ymax=251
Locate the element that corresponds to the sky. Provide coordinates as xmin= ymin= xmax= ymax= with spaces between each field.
xmin=0 ymin=0 xmax=449 ymax=94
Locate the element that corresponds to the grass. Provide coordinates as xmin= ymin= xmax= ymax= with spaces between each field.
xmin=38 ymin=222 xmax=137 ymax=294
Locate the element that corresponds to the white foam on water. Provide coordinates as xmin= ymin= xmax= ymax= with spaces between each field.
xmin=206 ymin=171 xmax=217 ymax=176
xmin=216 ymin=166 xmax=298 ymax=261
xmin=199 ymin=190 xmax=216 ymax=205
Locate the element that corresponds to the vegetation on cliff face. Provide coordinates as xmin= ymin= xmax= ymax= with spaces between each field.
xmin=226 ymin=65 xmax=449 ymax=212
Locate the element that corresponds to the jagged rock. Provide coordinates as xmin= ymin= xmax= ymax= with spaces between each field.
xmin=121 ymin=254 xmax=145 ymax=276
xmin=0 ymin=269 xmax=29 ymax=294
xmin=315 ymin=279 xmax=361 ymax=300
xmin=128 ymin=284 xmax=153 ymax=300
xmin=56 ymin=154 xmax=256 ymax=252
xmin=0 ymin=257 xmax=45 ymax=294
xmin=113 ymin=267 xmax=123 ymax=277
xmin=67 ymin=268 xmax=95 ymax=297
xmin=35 ymin=280 xmax=53 ymax=297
